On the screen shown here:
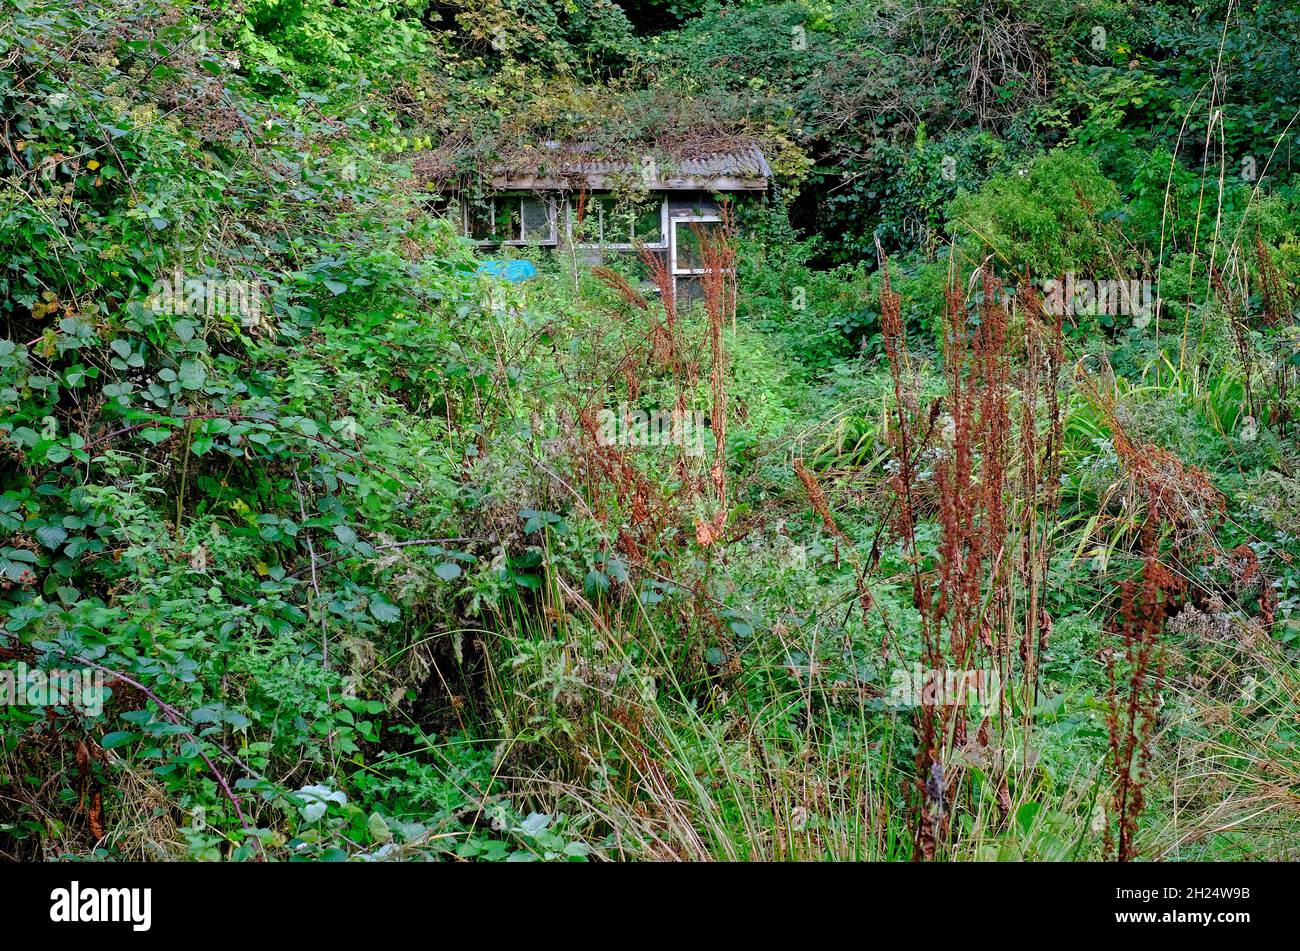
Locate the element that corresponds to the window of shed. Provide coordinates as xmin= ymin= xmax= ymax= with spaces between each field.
xmin=670 ymin=215 xmax=724 ymax=274
xmin=465 ymin=196 xmax=556 ymax=244
xmin=519 ymin=198 xmax=555 ymax=242
xmin=572 ymin=196 xmax=666 ymax=247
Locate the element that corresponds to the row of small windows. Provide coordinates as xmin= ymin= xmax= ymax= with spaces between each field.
xmin=456 ymin=194 xmax=723 ymax=273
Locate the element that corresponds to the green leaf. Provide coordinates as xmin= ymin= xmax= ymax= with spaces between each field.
xmin=369 ymin=597 xmax=400 ymax=623
xmin=1016 ymin=802 xmax=1041 ymax=834
xmin=177 ymin=359 xmax=207 ymax=390
xmin=140 ymin=427 xmax=172 ymax=444
xmin=35 ymin=524 xmax=68 ymax=549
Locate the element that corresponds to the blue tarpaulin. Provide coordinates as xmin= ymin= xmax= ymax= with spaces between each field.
xmin=475 ymin=259 xmax=537 ymax=282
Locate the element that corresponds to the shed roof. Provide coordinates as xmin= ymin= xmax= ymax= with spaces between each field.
xmin=427 ymin=140 xmax=771 ymax=193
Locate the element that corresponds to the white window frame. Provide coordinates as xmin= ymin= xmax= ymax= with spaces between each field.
xmin=463 ymin=194 xmax=558 ymax=246
xmin=669 ymin=213 xmax=724 ymax=275
xmin=570 ymin=195 xmax=668 ymax=250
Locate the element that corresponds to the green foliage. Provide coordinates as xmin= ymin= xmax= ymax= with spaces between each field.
xmin=0 ymin=0 xmax=503 ymax=860
xmin=234 ymin=0 xmax=438 ymax=87
xmin=948 ymin=150 xmax=1123 ymax=280
xmin=3 ymin=0 xmax=1300 ymax=865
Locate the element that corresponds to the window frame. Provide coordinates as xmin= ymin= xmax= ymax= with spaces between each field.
xmin=669 ymin=213 xmax=724 ymax=275
xmin=570 ymin=194 xmax=669 ymax=250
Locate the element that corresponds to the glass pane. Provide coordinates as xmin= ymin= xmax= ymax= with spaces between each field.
xmin=465 ymin=201 xmax=495 ymax=240
xmin=520 ymin=198 xmax=553 ymax=242
xmin=633 ymin=202 xmax=663 ymax=244
xmin=466 ymin=197 xmax=519 ymax=242
xmin=607 ymin=207 xmax=637 ymax=244
xmin=673 ymin=219 xmax=722 ymax=271
xmin=495 ymin=198 xmax=522 ymax=240
xmin=571 ymin=196 xmax=606 ymax=244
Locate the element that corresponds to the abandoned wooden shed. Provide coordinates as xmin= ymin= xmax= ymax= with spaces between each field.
xmin=414 ymin=140 xmax=771 ymax=299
